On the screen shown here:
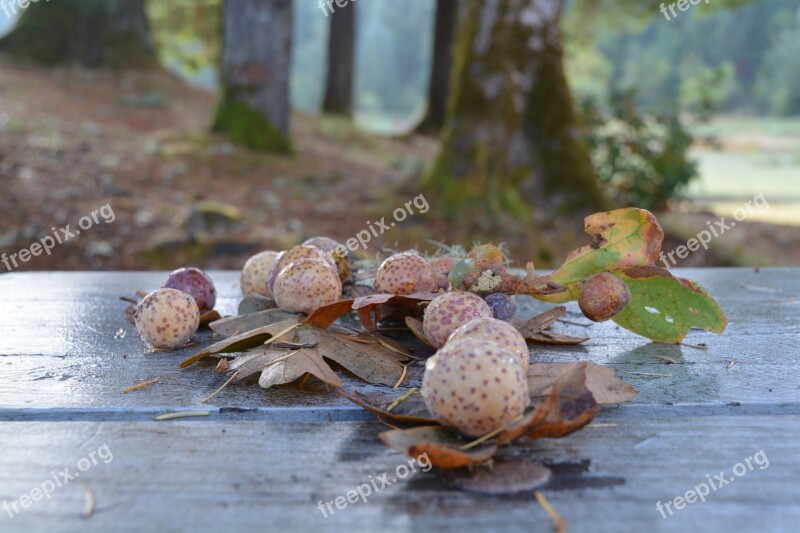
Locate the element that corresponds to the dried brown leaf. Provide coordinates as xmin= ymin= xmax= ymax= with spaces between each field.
xmin=528 ymin=362 xmax=638 ymax=405
xmin=439 ymin=458 xmax=551 ymax=494
xmin=379 ymin=426 xmax=497 ymax=470
xmin=515 ymin=307 xmax=566 ymax=339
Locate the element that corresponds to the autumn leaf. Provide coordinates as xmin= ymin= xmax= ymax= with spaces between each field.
xmin=375 ymin=363 xmax=619 ymax=469
xmin=514 ymin=307 xmax=566 ymax=338
xmin=352 ymin=292 xmax=437 ymax=331
xmin=179 ymin=318 xmax=295 ymax=368
xmin=338 ymin=387 xmax=436 ymax=425
xmin=540 ymin=208 xmax=664 ymax=303
xmin=303 ymin=299 xmax=356 ymax=329
xmin=525 ymin=330 xmax=589 ymax=345
xmin=439 ymin=458 xmax=552 ymax=494
xmin=379 ymin=426 xmax=497 ymax=470
xmin=209 ymin=309 xmax=296 ymax=337
xmin=258 ymin=349 xmax=342 ymax=388
xmin=497 ymin=363 xmax=600 ymax=444
xmin=528 ymin=362 xmax=637 ymax=405
xmin=610 ymin=266 xmax=728 ymax=343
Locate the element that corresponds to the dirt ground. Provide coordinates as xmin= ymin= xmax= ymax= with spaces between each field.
xmin=1 ymin=59 xmax=798 ymax=273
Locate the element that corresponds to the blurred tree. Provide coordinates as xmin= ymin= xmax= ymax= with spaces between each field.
xmin=322 ymin=2 xmax=356 ymax=116
xmin=426 ymin=0 xmax=609 ymax=217
xmin=0 ymin=0 xmax=155 ymax=67
xmin=212 ymin=0 xmax=293 ymax=153
xmin=416 ymin=0 xmax=458 ymax=134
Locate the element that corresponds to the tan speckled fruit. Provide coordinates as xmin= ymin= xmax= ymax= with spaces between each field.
xmin=422 ymin=291 xmax=493 ymax=348
xmin=428 ymin=256 xmax=459 ymax=291
xmin=421 ymin=339 xmax=530 ymax=437
xmin=302 ymin=236 xmax=351 ymax=283
xmin=135 ymin=288 xmax=200 ymax=349
xmin=578 ymin=272 xmax=631 ymax=322
xmin=447 ymin=317 xmax=529 ymax=372
xmin=267 ymin=245 xmax=338 ymax=294
xmin=240 ymin=251 xmax=279 ymax=297
xmin=273 ymin=258 xmax=342 ymax=315
xmin=374 ymin=253 xmax=436 ymax=295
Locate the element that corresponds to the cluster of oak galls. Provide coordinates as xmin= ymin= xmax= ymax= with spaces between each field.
xmin=133 ymin=237 xmax=631 ymax=438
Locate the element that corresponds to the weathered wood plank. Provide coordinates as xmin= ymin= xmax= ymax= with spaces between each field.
xmin=0 ymin=269 xmax=798 ymax=412
xmin=0 ymin=414 xmax=797 ymax=532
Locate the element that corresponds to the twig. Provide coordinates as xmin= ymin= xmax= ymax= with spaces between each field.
xmin=534 ymin=491 xmax=565 ymax=533
xmin=154 ymin=411 xmax=210 ymax=421
xmin=119 ymin=296 xmax=138 ymax=304
xmin=385 ymin=387 xmax=418 ymax=412
xmin=122 ymin=376 xmax=161 ymax=393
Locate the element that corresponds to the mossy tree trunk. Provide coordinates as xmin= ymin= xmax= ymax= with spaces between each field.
xmin=416 ymin=0 xmax=458 ymax=135
xmin=0 ymin=0 xmax=155 ymax=68
xmin=212 ymin=0 xmax=292 ymax=153
xmin=322 ymin=1 xmax=355 ymax=116
xmin=425 ymin=0 xmax=610 ymax=217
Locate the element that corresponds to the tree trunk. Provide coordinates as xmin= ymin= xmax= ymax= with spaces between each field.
xmin=0 ymin=0 xmax=155 ymax=68
xmin=212 ymin=0 xmax=292 ymax=153
xmin=425 ymin=0 xmax=609 ymax=217
xmin=322 ymin=1 xmax=356 ymax=116
xmin=416 ymin=0 xmax=458 ymax=134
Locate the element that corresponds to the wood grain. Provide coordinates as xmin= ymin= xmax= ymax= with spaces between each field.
xmin=0 ymin=269 xmax=798 ymax=531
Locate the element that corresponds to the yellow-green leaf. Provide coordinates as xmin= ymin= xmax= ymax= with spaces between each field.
xmin=541 ymin=208 xmax=664 ymax=303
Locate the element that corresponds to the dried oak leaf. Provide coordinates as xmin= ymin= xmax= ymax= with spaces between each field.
xmin=527 ymin=362 xmax=637 ymax=405
xmin=377 ymin=362 xmax=608 ymax=469
xmin=179 ymin=318 xmax=295 ymax=368
xmin=514 ymin=306 xmax=566 ymax=339
xmin=404 ymin=316 xmax=435 ymax=348
xmin=438 ymin=458 xmax=552 ymax=494
xmin=352 ymin=292 xmax=438 ymax=331
xmin=525 ymin=330 xmax=589 ymax=345
xmin=497 ymin=363 xmax=600 ymax=444
xmin=224 ymin=346 xmax=342 ymax=389
xmin=338 ymin=387 xmax=436 ymax=425
xmin=379 ymin=426 xmax=497 ymax=469
xmin=209 ymin=309 xmax=296 ymax=337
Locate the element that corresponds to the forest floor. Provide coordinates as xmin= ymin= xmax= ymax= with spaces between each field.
xmin=1 ymin=58 xmax=798 ymax=273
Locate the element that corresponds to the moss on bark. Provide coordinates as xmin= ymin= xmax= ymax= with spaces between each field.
xmin=211 ymin=96 xmax=292 ymax=154
xmin=425 ymin=0 xmax=611 ymax=219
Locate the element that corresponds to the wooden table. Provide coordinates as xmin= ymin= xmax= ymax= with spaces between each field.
xmin=0 ymin=269 xmax=798 ymax=532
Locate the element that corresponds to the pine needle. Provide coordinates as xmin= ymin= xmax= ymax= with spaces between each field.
xmin=386 ymin=387 xmax=417 ymax=412
xmin=534 ymin=491 xmax=565 ymax=533
xmin=122 ymin=376 xmax=160 ymax=393
xmin=460 ymin=413 xmax=525 ymax=450
xmin=154 ymin=411 xmax=210 ymax=421
xmin=392 ymin=364 xmax=408 ymax=389
xmin=202 ymin=371 xmax=240 ymax=403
